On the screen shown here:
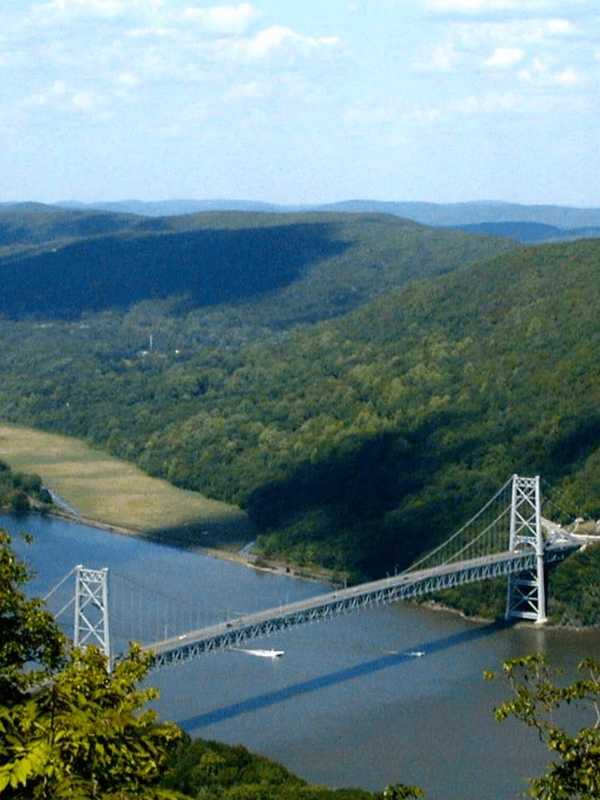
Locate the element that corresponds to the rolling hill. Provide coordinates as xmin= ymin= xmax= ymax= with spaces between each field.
xmin=0 ymin=202 xmax=141 ymax=249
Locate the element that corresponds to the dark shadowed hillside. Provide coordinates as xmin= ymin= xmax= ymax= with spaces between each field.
xmin=0 ymin=212 xmax=512 ymax=323
xmin=0 ymin=224 xmax=347 ymax=318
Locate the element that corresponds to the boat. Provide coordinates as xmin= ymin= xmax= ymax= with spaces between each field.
xmin=407 ymin=650 xmax=425 ymax=657
xmin=233 ymin=648 xmax=285 ymax=659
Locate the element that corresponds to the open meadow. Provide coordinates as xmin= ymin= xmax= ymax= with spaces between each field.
xmin=0 ymin=423 xmax=251 ymax=546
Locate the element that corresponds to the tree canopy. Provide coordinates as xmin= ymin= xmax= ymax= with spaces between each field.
xmin=0 ymin=529 xmax=182 ymax=799
xmin=487 ymin=654 xmax=600 ymax=800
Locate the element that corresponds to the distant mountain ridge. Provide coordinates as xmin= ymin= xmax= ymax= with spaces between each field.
xmin=58 ymin=198 xmax=281 ymax=216
xmin=448 ymin=221 xmax=600 ymax=244
xmin=316 ymin=200 xmax=600 ymax=229
xmin=51 ymin=197 xmax=600 ymax=230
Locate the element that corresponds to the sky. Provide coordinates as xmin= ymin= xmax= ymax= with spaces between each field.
xmin=1 ymin=0 xmax=599 ymax=205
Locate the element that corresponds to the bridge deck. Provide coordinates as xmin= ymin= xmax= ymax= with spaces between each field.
xmin=142 ymin=542 xmax=578 ymax=668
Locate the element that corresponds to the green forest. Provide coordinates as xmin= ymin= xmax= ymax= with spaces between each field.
xmin=0 ymin=207 xmax=599 ymax=620
xmin=0 ymin=461 xmax=51 ymax=513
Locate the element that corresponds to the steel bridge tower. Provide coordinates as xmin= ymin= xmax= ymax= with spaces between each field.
xmin=505 ymin=475 xmax=547 ymax=624
xmin=74 ymin=565 xmax=112 ymax=669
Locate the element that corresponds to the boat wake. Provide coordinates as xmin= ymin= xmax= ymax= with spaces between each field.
xmin=232 ymin=648 xmax=285 ymax=659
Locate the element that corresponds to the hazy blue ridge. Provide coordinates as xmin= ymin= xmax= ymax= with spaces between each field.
xmin=47 ymin=197 xmax=600 ymax=229
xmin=447 ymin=221 xmax=600 ymax=243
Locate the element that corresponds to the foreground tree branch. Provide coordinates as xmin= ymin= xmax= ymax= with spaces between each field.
xmin=486 ymin=654 xmax=600 ymax=800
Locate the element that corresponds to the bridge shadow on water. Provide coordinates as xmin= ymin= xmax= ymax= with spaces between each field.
xmin=179 ymin=619 xmax=511 ymax=732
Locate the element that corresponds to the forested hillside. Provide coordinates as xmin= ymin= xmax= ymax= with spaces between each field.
xmin=0 ymin=202 xmax=142 ymax=259
xmin=0 ymin=210 xmax=510 ymax=326
xmin=0 ymin=211 xmax=598 ymax=586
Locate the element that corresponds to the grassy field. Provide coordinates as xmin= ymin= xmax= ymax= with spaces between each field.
xmin=0 ymin=423 xmax=252 ymax=546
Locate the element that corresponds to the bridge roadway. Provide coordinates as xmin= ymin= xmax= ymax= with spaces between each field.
xmin=143 ymin=542 xmax=578 ymax=668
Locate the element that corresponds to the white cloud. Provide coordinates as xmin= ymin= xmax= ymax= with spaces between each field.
xmin=344 ymin=105 xmax=395 ymax=125
xmin=126 ymin=26 xmax=177 ymax=38
xmin=425 ymin=0 xmax=575 ymax=13
xmin=551 ymin=66 xmax=584 ymax=86
xmin=214 ymin=25 xmax=339 ymax=61
xmin=344 ymin=103 xmax=443 ymax=128
xmin=34 ymin=0 xmax=159 ymax=20
xmin=179 ymin=3 xmax=258 ymax=35
xmin=415 ymin=41 xmax=462 ymax=71
xmin=409 ymin=106 xmax=443 ymax=122
xmin=452 ymin=91 xmax=522 ymax=113
xmin=453 ymin=17 xmax=578 ymax=47
xmin=518 ymin=57 xmax=584 ymax=86
xmin=226 ymin=80 xmax=264 ymax=99
xmin=415 ymin=16 xmax=578 ymax=76
xmin=25 ymin=80 xmax=67 ymax=106
xmin=71 ymin=91 xmax=96 ymax=111
xmin=24 ymin=80 xmax=101 ymax=114
xmin=345 ymin=91 xmax=527 ymax=129
xmin=484 ymin=47 xmax=525 ymax=68
xmin=116 ymin=71 xmax=140 ymax=87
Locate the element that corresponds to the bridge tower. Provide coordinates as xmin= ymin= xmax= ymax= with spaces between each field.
xmin=505 ymin=475 xmax=547 ymax=624
xmin=73 ymin=565 xmax=112 ymax=669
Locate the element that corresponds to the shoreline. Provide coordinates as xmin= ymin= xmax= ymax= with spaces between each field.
xmin=417 ymin=597 xmax=600 ymax=633
xmin=7 ymin=501 xmax=335 ymax=587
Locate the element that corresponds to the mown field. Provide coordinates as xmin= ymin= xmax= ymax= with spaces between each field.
xmin=0 ymin=423 xmax=251 ymax=546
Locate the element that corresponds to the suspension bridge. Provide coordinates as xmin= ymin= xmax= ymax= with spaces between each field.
xmin=43 ymin=475 xmax=585 ymax=670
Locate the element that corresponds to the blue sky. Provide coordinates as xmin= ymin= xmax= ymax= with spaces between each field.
xmin=2 ymin=0 xmax=599 ymax=205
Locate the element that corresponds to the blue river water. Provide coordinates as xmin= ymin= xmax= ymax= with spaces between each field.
xmin=3 ymin=510 xmax=600 ymax=800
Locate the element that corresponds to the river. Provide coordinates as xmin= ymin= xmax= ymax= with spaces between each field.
xmin=3 ymin=510 xmax=600 ymax=799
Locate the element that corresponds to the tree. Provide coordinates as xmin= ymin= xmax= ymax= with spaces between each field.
xmin=0 ymin=529 xmax=182 ymax=799
xmin=486 ymin=654 xmax=600 ymax=799
xmin=0 ymin=530 xmax=64 ymax=704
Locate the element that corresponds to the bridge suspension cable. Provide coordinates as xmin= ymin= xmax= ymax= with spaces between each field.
xmin=107 ymin=570 xmax=214 ymax=648
xmin=404 ymin=476 xmax=514 ymax=573
xmin=43 ymin=567 xmax=75 ymax=603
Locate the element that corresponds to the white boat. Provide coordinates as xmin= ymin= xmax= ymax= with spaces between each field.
xmin=233 ymin=648 xmax=285 ymax=659
xmin=407 ymin=650 xmax=425 ymax=657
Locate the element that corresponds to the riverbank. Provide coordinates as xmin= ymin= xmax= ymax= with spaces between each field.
xmin=0 ymin=423 xmax=251 ymax=537
xmin=0 ymin=418 xmax=337 ymax=586
xmin=25 ymin=500 xmax=338 ymax=586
